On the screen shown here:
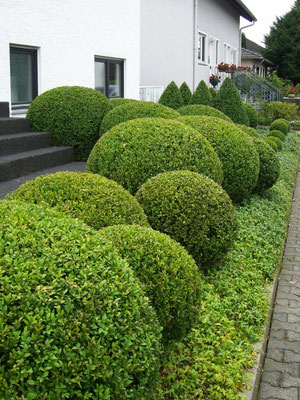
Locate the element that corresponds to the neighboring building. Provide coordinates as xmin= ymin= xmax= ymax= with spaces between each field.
xmin=241 ymin=38 xmax=273 ymax=77
xmin=0 ymin=0 xmax=140 ymax=116
xmin=140 ymin=0 xmax=256 ymax=99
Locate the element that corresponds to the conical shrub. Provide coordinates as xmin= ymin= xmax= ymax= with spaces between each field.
xmin=216 ymin=78 xmax=249 ymax=125
xmin=159 ymin=81 xmax=184 ymax=110
xmin=209 ymin=87 xmax=217 ymax=107
xmin=179 ymin=82 xmax=192 ymax=106
xmin=190 ymin=80 xmax=212 ymax=106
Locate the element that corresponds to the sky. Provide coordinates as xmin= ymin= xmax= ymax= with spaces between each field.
xmin=241 ymin=0 xmax=295 ymax=46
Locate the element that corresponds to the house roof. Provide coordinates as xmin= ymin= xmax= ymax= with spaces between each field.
xmin=226 ymin=0 xmax=257 ymax=22
xmin=241 ymin=48 xmax=274 ymax=65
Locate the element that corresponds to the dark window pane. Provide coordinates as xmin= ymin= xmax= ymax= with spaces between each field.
xmin=109 ymin=63 xmax=122 ymax=98
xmin=10 ymin=51 xmax=35 ymax=103
xmin=95 ymin=61 xmax=106 ymax=94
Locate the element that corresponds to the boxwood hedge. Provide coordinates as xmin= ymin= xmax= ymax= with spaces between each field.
xmin=270 ymin=118 xmax=290 ymax=135
xmin=0 ymin=200 xmax=161 ymax=399
xmin=100 ymin=101 xmax=180 ymax=134
xmin=177 ymin=104 xmax=232 ymax=122
xmin=158 ymin=81 xmax=184 ymax=110
xmin=135 ymin=170 xmax=237 ymax=266
xmin=87 ymin=118 xmax=223 ymax=194
xmin=268 ymin=129 xmax=286 ymax=142
xmin=110 ymin=98 xmax=138 ymax=108
xmin=177 ymin=115 xmax=260 ymax=203
xmin=267 ymin=136 xmax=283 ymax=151
xmin=265 ymin=137 xmax=280 ymax=151
xmin=236 ymin=124 xmax=261 ymax=139
xmin=99 ymin=225 xmax=202 ymax=343
xmin=244 ymin=103 xmax=259 ymax=128
xmin=179 ymin=82 xmax=192 ymax=106
xmin=7 ymin=172 xmax=149 ymax=230
xmin=26 ymin=86 xmax=112 ymax=161
xmin=190 ymin=80 xmax=212 ymax=106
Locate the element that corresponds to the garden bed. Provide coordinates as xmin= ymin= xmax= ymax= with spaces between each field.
xmin=155 ymin=129 xmax=300 ymax=399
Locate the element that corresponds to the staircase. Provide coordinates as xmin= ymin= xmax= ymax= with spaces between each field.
xmin=0 ymin=103 xmax=85 ymax=196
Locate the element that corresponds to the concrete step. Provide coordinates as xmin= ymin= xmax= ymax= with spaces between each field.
xmin=0 ymin=132 xmax=52 ymax=156
xmin=0 ymin=103 xmax=9 ymax=118
xmin=0 ymin=147 xmax=74 ymax=182
xmin=0 ymin=117 xmax=31 ymax=135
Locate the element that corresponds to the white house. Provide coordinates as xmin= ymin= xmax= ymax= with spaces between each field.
xmin=0 ymin=0 xmax=140 ymax=116
xmin=241 ymin=38 xmax=273 ymax=78
xmin=140 ymin=0 xmax=256 ymax=98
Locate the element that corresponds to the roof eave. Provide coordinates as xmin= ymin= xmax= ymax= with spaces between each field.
xmin=226 ymin=0 xmax=257 ymax=22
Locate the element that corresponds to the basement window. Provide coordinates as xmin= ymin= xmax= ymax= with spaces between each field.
xmin=95 ymin=57 xmax=124 ymax=98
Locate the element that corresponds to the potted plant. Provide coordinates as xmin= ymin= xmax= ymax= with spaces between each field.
xmin=288 ymin=86 xmax=298 ymax=97
xmin=209 ymin=74 xmax=221 ymax=88
xmin=218 ymin=62 xmax=230 ymax=72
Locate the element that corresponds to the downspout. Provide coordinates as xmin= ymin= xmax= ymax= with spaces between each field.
xmin=239 ymin=20 xmax=255 ymax=66
xmin=192 ymin=0 xmax=197 ymax=92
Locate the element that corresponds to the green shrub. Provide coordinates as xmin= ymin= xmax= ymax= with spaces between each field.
xmin=265 ymin=137 xmax=279 ymax=151
xmin=100 ymin=101 xmax=179 ymax=134
xmin=179 ymin=82 xmax=192 ymax=106
xmin=244 ymin=103 xmax=259 ymax=128
xmin=216 ymin=78 xmax=249 ymax=125
xmin=0 ymin=200 xmax=161 ymax=399
xmin=190 ymin=80 xmax=212 ymax=106
xmin=158 ymin=81 xmax=184 ymax=110
xmin=177 ymin=104 xmax=232 ymax=122
xmin=209 ymin=87 xmax=217 ymax=107
xmin=110 ymin=98 xmax=138 ymax=108
xmin=251 ymin=138 xmax=280 ymax=193
xmin=99 ymin=225 xmax=202 ymax=343
xmin=236 ymin=124 xmax=260 ymax=138
xmin=7 ymin=172 xmax=149 ymax=230
xmin=87 ymin=118 xmax=223 ymax=194
xmin=26 ymin=86 xmax=111 ymax=161
xmin=268 ymin=129 xmax=286 ymax=142
xmin=267 ymin=136 xmax=283 ymax=151
xmin=270 ymin=118 xmax=290 ymax=135
xmin=136 ymin=170 xmax=237 ymax=266
xmin=177 ymin=116 xmax=260 ymax=203
xmin=259 ymin=101 xmax=297 ymax=124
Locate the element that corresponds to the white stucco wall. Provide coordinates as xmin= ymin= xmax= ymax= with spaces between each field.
xmin=0 ymin=0 xmax=140 ymax=109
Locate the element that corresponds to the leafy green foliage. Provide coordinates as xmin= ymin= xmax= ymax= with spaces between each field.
xmin=136 ymin=170 xmax=237 ymax=266
xmin=26 ymin=86 xmax=111 ymax=161
xmin=190 ymin=80 xmax=212 ymax=106
xmin=259 ymin=101 xmax=297 ymax=124
xmin=87 ymin=118 xmax=223 ymax=194
xmin=177 ymin=115 xmax=260 ymax=203
xmin=264 ymin=1 xmax=300 ymax=83
xmin=178 ymin=104 xmax=232 ymax=122
xmin=179 ymin=82 xmax=192 ymax=106
xmin=99 ymin=225 xmax=202 ymax=343
xmin=270 ymin=118 xmax=290 ymax=135
xmin=267 ymin=136 xmax=283 ymax=151
xmin=99 ymin=101 xmax=179 ymax=134
xmin=244 ymin=103 xmax=259 ymax=128
xmin=216 ymin=78 xmax=249 ymax=125
xmin=209 ymin=87 xmax=217 ymax=107
xmin=0 ymin=201 xmax=162 ymax=399
xmin=252 ymin=138 xmax=281 ymax=193
xmin=236 ymin=124 xmax=260 ymax=138
xmin=7 ymin=172 xmax=149 ymax=230
xmin=110 ymin=98 xmax=138 ymax=108
xmin=158 ymin=81 xmax=184 ymax=110
xmin=265 ymin=137 xmax=280 ymax=151
xmin=268 ymin=129 xmax=286 ymax=142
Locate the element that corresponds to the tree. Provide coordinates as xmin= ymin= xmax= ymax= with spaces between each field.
xmin=241 ymin=32 xmax=247 ymax=48
xmin=264 ymin=1 xmax=300 ymax=84
xmin=158 ymin=81 xmax=184 ymax=110
xmin=190 ymin=80 xmax=212 ymax=106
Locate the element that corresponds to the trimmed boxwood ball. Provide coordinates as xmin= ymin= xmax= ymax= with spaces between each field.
xmin=87 ymin=118 xmax=223 ymax=194
xmin=251 ymin=138 xmax=280 ymax=193
xmin=0 ymin=200 xmax=161 ymax=399
xmin=178 ymin=104 xmax=232 ymax=122
xmin=270 ymin=118 xmax=290 ymax=135
xmin=267 ymin=136 xmax=283 ymax=151
xmin=265 ymin=137 xmax=280 ymax=151
xmin=99 ymin=225 xmax=202 ymax=343
xmin=100 ymin=101 xmax=180 ymax=134
xmin=27 ymin=86 xmax=112 ymax=161
xmin=136 ymin=170 xmax=237 ymax=266
xmin=268 ymin=129 xmax=286 ymax=142
xmin=244 ymin=103 xmax=259 ymax=128
xmin=179 ymin=82 xmax=192 ymax=106
xmin=177 ymin=115 xmax=260 ymax=203
xmin=158 ymin=81 xmax=184 ymax=110
xmin=236 ymin=124 xmax=260 ymax=138
xmin=7 ymin=172 xmax=149 ymax=230
xmin=110 ymin=98 xmax=138 ymax=108
xmin=190 ymin=80 xmax=212 ymax=106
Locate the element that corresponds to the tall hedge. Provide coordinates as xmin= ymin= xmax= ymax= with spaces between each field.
xmin=27 ymin=86 xmax=112 ymax=161
xmin=0 ymin=201 xmax=161 ymax=399
xmin=7 ymin=172 xmax=149 ymax=230
xmin=190 ymin=80 xmax=212 ymax=106
xmin=180 ymin=82 xmax=193 ymax=106
xmin=216 ymin=78 xmax=249 ymax=125
xmin=158 ymin=81 xmax=184 ymax=110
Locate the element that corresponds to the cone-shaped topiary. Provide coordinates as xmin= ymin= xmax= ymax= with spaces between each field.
xmin=267 ymin=129 xmax=286 ymax=142
xmin=135 ymin=170 xmax=237 ymax=266
xmin=216 ymin=78 xmax=249 ymax=125
xmin=179 ymin=82 xmax=192 ymax=106
xmin=236 ymin=124 xmax=260 ymax=138
xmin=100 ymin=101 xmax=180 ymax=134
xmin=265 ymin=137 xmax=280 ymax=151
xmin=251 ymin=138 xmax=280 ymax=194
xmin=110 ymin=98 xmax=138 ymax=108
xmin=87 ymin=118 xmax=223 ymax=194
xmin=209 ymin=87 xmax=217 ymax=107
xmin=178 ymin=104 xmax=232 ymax=122
xmin=190 ymin=80 xmax=212 ymax=106
xmin=7 ymin=172 xmax=149 ymax=230
xmin=270 ymin=119 xmax=290 ymax=135
xmin=99 ymin=225 xmax=202 ymax=343
xmin=158 ymin=81 xmax=184 ymax=110
xmin=267 ymin=136 xmax=283 ymax=151
xmin=0 ymin=200 xmax=161 ymax=399
xmin=244 ymin=103 xmax=259 ymax=128
xmin=26 ymin=86 xmax=112 ymax=161
xmin=177 ymin=115 xmax=260 ymax=203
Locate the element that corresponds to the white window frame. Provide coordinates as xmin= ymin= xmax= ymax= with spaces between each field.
xmin=197 ymin=31 xmax=207 ymax=64
xmin=216 ymin=39 xmax=219 ymax=65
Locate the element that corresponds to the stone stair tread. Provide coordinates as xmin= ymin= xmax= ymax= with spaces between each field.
xmin=0 ymin=131 xmax=50 ymax=140
xmin=0 ymin=146 xmax=72 ymax=162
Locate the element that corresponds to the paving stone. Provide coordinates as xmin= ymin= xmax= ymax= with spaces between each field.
xmin=258 ymin=382 xmax=298 ymax=399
